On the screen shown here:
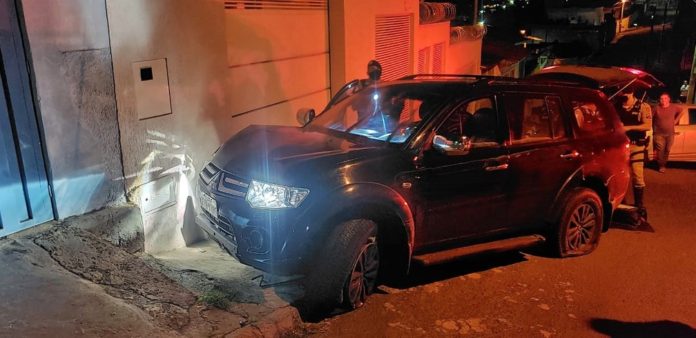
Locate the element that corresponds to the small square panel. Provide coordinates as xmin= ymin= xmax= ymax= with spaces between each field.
xmin=132 ymin=59 xmax=172 ymax=120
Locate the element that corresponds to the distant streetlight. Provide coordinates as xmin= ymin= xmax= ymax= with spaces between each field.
xmin=619 ymin=0 xmax=627 ymax=33
xmin=520 ymin=29 xmax=526 ymax=36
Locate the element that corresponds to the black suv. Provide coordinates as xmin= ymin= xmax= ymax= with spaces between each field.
xmin=196 ymin=75 xmax=630 ymax=313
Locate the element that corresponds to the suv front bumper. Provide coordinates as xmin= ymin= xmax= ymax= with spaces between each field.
xmin=196 ymin=211 xmax=305 ymax=275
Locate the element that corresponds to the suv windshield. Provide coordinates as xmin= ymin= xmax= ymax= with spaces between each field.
xmin=308 ymin=83 xmax=443 ymax=143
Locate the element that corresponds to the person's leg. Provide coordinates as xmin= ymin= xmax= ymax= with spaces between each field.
xmin=663 ymin=133 xmax=675 ymax=167
xmin=630 ymin=144 xmax=646 ymax=206
xmin=628 ymin=145 xmax=648 ymax=224
xmin=653 ymin=134 xmax=667 ymax=170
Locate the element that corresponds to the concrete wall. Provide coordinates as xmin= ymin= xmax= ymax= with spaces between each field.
xmin=106 ymin=0 xmax=233 ymax=253
xmin=107 ymin=0 xmax=334 ymax=253
xmin=447 ymin=38 xmax=482 ymax=74
xmin=21 ymin=0 xmax=126 ymax=219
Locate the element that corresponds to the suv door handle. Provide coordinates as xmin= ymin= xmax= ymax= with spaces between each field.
xmin=560 ymin=150 xmax=580 ymax=160
xmin=485 ymin=163 xmax=509 ymax=171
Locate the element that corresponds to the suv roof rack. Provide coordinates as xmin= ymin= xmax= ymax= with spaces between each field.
xmin=525 ymin=76 xmax=598 ymax=89
xmin=398 ymin=74 xmax=512 ymax=81
xmin=398 ymin=73 xmax=591 ymax=89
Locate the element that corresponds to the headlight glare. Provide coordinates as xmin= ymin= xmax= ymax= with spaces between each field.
xmin=246 ymin=180 xmax=309 ymax=209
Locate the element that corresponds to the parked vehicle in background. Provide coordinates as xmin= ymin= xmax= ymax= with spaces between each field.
xmin=658 ymin=103 xmax=696 ymax=162
xmin=196 ymin=74 xmax=630 ymax=315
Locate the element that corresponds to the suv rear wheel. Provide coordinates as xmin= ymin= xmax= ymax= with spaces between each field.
xmin=553 ymin=188 xmax=603 ymax=257
xmin=303 ymin=219 xmax=379 ymax=314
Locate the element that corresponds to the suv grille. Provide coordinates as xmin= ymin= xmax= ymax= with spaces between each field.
xmin=200 ymin=162 xmax=221 ymax=185
xmin=217 ymin=172 xmax=249 ymax=198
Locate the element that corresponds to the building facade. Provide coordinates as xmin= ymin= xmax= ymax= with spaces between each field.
xmin=0 ymin=0 xmax=484 ymax=253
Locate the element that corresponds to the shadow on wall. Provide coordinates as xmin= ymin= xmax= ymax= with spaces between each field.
xmin=589 ymin=318 xmax=696 ymax=338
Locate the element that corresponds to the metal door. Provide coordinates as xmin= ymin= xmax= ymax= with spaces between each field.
xmin=0 ymin=0 xmax=52 ymax=236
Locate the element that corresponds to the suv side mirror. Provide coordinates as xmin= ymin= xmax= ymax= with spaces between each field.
xmin=432 ymin=134 xmax=472 ymax=156
xmin=297 ymin=108 xmax=316 ymax=126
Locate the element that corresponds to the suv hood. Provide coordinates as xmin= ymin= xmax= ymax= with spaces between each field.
xmin=210 ymin=125 xmax=386 ymax=185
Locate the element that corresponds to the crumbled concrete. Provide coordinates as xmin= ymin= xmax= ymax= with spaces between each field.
xmin=0 ymin=236 xmax=177 ymax=337
xmin=1 ymin=213 xmax=304 ymax=337
xmin=33 ymin=222 xmax=196 ymax=330
xmin=63 ymin=204 xmax=144 ymax=253
xmin=145 ymin=240 xmax=305 ymax=336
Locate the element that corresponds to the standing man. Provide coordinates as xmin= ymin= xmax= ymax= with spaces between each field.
xmin=365 ymin=59 xmax=382 ymax=84
xmin=617 ymin=87 xmax=652 ymax=218
xmin=652 ymin=92 xmax=684 ymax=173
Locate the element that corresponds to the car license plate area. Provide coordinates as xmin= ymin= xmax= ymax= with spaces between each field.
xmin=200 ymin=193 xmax=218 ymax=219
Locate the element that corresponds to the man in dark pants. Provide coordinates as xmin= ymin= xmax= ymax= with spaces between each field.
xmin=617 ymin=87 xmax=652 ymax=221
xmin=652 ymin=92 xmax=684 ymax=173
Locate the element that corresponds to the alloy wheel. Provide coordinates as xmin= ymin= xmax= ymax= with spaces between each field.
xmin=566 ymin=203 xmax=597 ymax=251
xmin=346 ymin=239 xmax=379 ymax=309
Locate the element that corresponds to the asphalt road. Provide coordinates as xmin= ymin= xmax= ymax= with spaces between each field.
xmin=299 ymin=165 xmax=696 ymax=337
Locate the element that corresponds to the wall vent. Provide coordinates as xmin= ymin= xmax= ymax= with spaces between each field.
xmin=417 ymin=47 xmax=430 ymax=74
xmin=375 ymin=15 xmax=413 ymax=81
xmin=432 ymin=42 xmax=444 ymax=73
xmin=224 ymin=0 xmax=327 ymax=10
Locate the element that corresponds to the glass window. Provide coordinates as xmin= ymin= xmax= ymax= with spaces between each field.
xmin=545 ymin=96 xmax=566 ymax=139
xmin=436 ymin=97 xmax=498 ymax=146
xmin=505 ymin=94 xmax=567 ymax=144
xmin=571 ymin=99 xmax=607 ymax=132
xmin=308 ymin=84 xmax=446 ymax=143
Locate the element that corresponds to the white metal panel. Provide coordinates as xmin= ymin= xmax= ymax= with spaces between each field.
xmin=132 ymin=59 xmax=172 ymax=120
xmin=225 ymin=6 xmax=328 ymax=66
xmin=230 ymin=89 xmax=329 ymax=128
xmin=227 ymin=41 xmax=329 ymax=120
xmin=224 ymin=2 xmax=329 ymax=126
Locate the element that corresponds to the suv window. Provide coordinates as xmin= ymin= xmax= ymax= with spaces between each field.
xmin=436 ymin=97 xmax=499 ymax=147
xmin=504 ymin=94 xmax=567 ymax=144
xmin=571 ymin=97 xmax=609 ymax=133
xmin=308 ymin=84 xmax=443 ymax=143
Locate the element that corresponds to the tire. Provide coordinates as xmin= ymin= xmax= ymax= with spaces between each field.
xmin=302 ymin=219 xmax=380 ymax=315
xmin=552 ymin=188 xmax=603 ymax=258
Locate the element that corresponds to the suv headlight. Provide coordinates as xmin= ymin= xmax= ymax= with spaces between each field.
xmin=245 ymin=180 xmax=309 ymax=209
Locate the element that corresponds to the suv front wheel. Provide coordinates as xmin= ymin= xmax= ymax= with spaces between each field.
xmin=302 ymin=219 xmax=380 ymax=314
xmin=553 ymin=188 xmax=603 ymax=257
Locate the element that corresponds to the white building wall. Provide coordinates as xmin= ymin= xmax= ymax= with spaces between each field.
xmin=106 ymin=0 xmax=231 ymax=252
xmin=447 ymin=38 xmax=482 ymax=74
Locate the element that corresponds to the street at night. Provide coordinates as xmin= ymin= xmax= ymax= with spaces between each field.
xmin=297 ymin=166 xmax=696 ymax=337
xmin=2 ymin=0 xmax=696 ymax=337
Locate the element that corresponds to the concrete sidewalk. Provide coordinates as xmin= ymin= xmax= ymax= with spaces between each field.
xmin=0 ymin=208 xmax=304 ymax=337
